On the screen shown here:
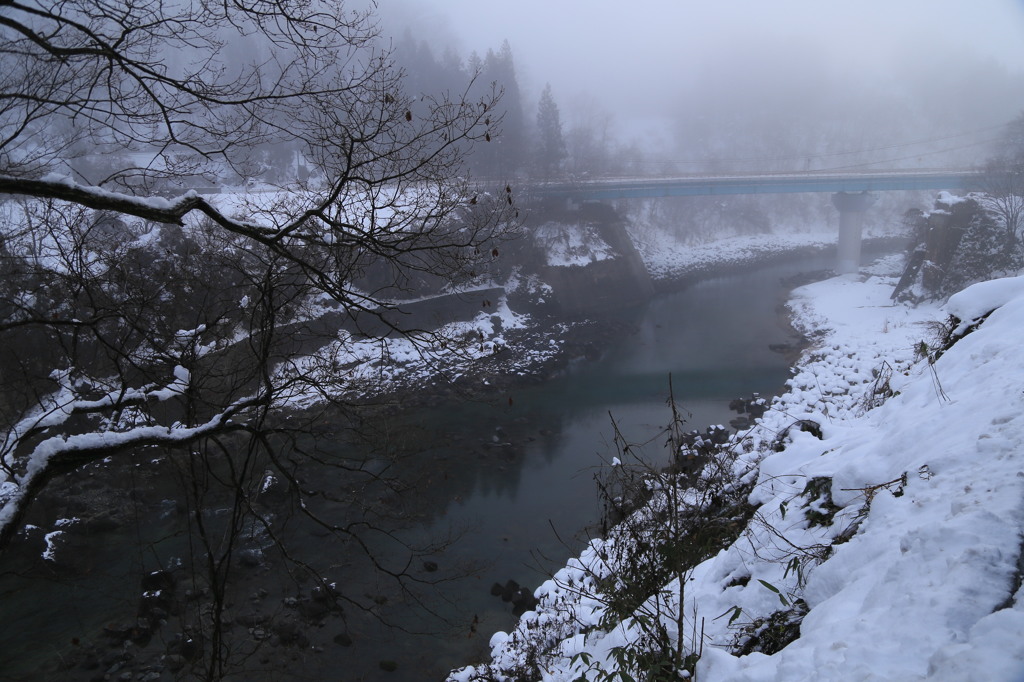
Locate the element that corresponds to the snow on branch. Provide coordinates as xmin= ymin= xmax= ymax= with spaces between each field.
xmin=0 ymin=394 xmax=263 ymax=550
xmin=0 ymin=175 xmax=279 ymax=237
xmin=2 ymin=366 xmax=192 ymax=459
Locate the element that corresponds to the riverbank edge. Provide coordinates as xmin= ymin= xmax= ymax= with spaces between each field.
xmin=649 ymin=234 xmax=905 ymax=293
xmin=445 ymin=250 xmax=928 ymax=682
xmin=340 ymin=233 xmax=907 ymax=418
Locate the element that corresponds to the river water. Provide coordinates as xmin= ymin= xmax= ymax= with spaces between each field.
xmin=0 ymin=253 xmax=837 ymax=681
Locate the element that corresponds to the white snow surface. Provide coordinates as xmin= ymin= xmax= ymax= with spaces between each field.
xmin=637 ymin=231 xmax=837 ymax=280
xmin=272 ymin=294 xmax=558 ymax=406
xmin=534 ymin=222 xmax=616 ymax=267
xmin=632 ymin=219 xmax=906 ymax=283
xmin=946 ymin=274 xmax=1024 ymax=329
xmin=451 ymin=258 xmax=1024 ymax=681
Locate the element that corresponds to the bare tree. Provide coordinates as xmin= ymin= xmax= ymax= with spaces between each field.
xmin=974 ymin=113 xmax=1024 ymax=249
xmin=978 ymin=156 xmax=1024 ymax=250
xmin=0 ymin=1 xmax=514 ymax=677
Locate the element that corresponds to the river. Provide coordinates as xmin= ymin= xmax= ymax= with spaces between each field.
xmin=0 ymin=253 xmax=837 ymax=681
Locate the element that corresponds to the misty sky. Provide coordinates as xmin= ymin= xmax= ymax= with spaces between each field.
xmin=380 ymin=0 xmax=1024 ymax=152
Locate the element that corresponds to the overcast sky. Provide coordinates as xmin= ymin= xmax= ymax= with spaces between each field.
xmin=379 ymin=0 xmax=1024 ymax=119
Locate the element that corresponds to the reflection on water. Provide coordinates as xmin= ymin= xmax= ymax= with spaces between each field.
xmin=0 ymin=255 xmax=835 ymax=681
xmin=329 ymin=255 xmax=836 ymax=680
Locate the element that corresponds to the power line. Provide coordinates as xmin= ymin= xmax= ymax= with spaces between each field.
xmin=813 ymin=137 xmax=1003 ymax=173
xmin=649 ymin=122 xmax=1008 ymax=167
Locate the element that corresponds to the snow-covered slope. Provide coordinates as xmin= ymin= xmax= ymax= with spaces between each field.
xmin=451 ymin=257 xmax=1024 ymax=681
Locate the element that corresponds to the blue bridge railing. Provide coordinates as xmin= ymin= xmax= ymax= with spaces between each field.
xmin=526 ymin=169 xmax=985 ymax=200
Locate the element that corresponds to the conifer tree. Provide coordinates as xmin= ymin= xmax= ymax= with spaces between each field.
xmin=535 ymin=83 xmax=567 ymax=180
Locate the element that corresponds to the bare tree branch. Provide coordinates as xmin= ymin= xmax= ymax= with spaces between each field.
xmin=0 ymin=2 xmax=516 ymax=676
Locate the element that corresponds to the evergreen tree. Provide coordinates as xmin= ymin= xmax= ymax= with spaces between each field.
xmin=466 ymin=50 xmax=484 ymax=77
xmin=564 ymin=93 xmax=614 ymax=177
xmin=471 ymin=41 xmax=525 ymax=178
xmin=1001 ymin=111 xmax=1024 ymax=162
xmin=494 ymin=41 xmax=526 ymax=176
xmin=535 ymin=83 xmax=567 ymax=180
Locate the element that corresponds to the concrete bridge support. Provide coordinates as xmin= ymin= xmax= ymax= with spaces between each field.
xmin=832 ymin=191 xmax=876 ymax=274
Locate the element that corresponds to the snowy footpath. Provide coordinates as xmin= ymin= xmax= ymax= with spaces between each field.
xmin=450 ymin=255 xmax=1024 ymax=681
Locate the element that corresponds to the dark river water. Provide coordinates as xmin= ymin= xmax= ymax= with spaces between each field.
xmin=0 ymin=254 xmax=838 ymax=681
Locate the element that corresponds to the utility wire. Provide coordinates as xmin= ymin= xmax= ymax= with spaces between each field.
xmin=812 ymin=137 xmax=1003 ymax=172
xmin=646 ymin=122 xmax=1008 ymax=167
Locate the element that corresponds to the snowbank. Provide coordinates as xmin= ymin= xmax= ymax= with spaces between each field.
xmin=534 ymin=222 xmax=616 ymax=267
xmin=946 ymin=275 xmax=1024 ymax=328
xmin=635 ymin=231 xmax=839 ymax=282
xmin=451 ymin=260 xmax=1024 ymax=681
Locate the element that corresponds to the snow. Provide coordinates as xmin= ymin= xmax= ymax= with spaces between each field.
xmin=636 ymin=231 xmax=838 ymax=281
xmin=0 ymin=395 xmax=257 ymax=540
xmin=41 ymin=530 xmax=64 ymax=562
xmin=272 ymin=293 xmax=559 ymax=406
xmin=33 ymin=172 xmax=176 ymax=211
xmin=452 ymin=258 xmax=1024 ymax=682
xmin=631 ymin=214 xmax=908 ymax=284
xmin=535 ymin=222 xmax=616 ymax=267
xmin=936 ymin=190 xmax=969 ymax=206
xmin=945 ymin=275 xmax=1024 ymax=327
xmin=41 ymin=517 xmax=78 ymax=562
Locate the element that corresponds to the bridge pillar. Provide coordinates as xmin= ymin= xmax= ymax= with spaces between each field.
xmin=832 ymin=192 xmax=875 ymax=274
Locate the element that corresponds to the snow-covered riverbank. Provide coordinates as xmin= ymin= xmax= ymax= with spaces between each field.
xmin=449 ymin=253 xmax=1024 ymax=681
xmin=309 ymin=228 xmax=906 ymax=409
xmin=283 ymin=230 xmax=855 ymax=408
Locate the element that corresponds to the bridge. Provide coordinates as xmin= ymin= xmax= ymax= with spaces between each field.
xmin=527 ymin=169 xmax=986 ymax=273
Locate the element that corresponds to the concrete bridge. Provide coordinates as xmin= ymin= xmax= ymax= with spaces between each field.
xmin=527 ymin=169 xmax=986 ymax=273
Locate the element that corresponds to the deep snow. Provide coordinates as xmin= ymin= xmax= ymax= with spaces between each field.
xmin=450 ymin=253 xmax=1024 ymax=681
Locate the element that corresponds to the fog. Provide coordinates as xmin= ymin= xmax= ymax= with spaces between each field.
xmin=379 ymin=0 xmax=1024 ymax=172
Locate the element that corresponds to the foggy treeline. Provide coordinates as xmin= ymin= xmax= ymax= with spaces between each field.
xmin=128 ymin=9 xmax=1024 ymax=245
xmin=387 ymin=24 xmax=1024 ymax=182
xmin=390 ymin=34 xmax=641 ymax=181
xmin=73 ymin=9 xmax=1024 ymax=193
xmin=380 ymin=22 xmax=1024 ymax=246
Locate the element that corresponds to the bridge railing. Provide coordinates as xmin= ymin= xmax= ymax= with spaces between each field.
xmin=520 ymin=168 xmax=988 ymax=199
